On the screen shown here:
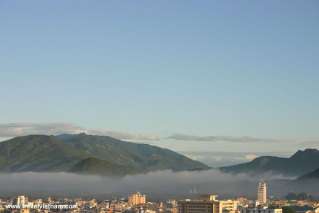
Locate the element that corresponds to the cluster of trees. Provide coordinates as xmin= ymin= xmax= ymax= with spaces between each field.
xmin=282 ymin=207 xmax=296 ymax=213
xmin=281 ymin=192 xmax=315 ymax=213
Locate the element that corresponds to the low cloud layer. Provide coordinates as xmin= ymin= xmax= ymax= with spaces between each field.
xmin=298 ymin=140 xmax=319 ymax=148
xmin=0 ymin=123 xmax=159 ymax=141
xmin=1 ymin=123 xmax=318 ymax=148
xmin=0 ymin=123 xmax=281 ymax=144
xmin=0 ymin=170 xmax=318 ymax=199
xmin=168 ymin=134 xmax=281 ymax=143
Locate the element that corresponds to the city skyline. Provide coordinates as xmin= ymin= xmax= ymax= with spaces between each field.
xmin=1 ymin=187 xmax=318 ymax=213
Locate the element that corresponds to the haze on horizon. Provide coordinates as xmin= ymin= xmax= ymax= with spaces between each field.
xmin=1 ymin=0 xmax=319 ymax=153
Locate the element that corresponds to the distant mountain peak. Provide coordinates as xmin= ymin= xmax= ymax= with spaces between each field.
xmin=290 ymin=148 xmax=319 ymax=159
xmin=296 ymin=148 xmax=318 ymax=153
xmin=220 ymin=148 xmax=319 ymax=176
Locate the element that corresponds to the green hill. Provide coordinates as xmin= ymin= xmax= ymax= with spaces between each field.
xmin=0 ymin=134 xmax=209 ymax=175
xmin=0 ymin=135 xmax=87 ymax=172
xmin=220 ymin=149 xmax=319 ymax=176
xmin=69 ymin=157 xmax=136 ymax=176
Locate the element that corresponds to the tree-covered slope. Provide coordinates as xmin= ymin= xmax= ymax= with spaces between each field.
xmin=58 ymin=133 xmax=209 ymax=172
xmin=0 ymin=135 xmax=88 ymax=172
xmin=69 ymin=157 xmax=136 ymax=176
xmin=0 ymin=134 xmax=209 ymax=175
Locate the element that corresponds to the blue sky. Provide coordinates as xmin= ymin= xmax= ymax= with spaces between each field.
xmin=0 ymin=1 xmax=319 ymax=152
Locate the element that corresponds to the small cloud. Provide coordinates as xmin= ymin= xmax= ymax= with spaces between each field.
xmin=298 ymin=140 xmax=319 ymax=148
xmin=84 ymin=129 xmax=160 ymax=141
xmin=245 ymin=154 xmax=258 ymax=161
xmin=0 ymin=123 xmax=159 ymax=141
xmin=0 ymin=123 xmax=83 ymax=137
xmin=167 ymin=134 xmax=280 ymax=143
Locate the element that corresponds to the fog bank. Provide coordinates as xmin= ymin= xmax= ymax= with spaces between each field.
xmin=0 ymin=170 xmax=317 ymax=200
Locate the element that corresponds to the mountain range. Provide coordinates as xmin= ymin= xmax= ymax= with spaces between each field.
xmin=1 ymin=134 xmax=318 ymax=179
xmin=0 ymin=134 xmax=209 ymax=176
xmin=220 ymin=149 xmax=319 ymax=178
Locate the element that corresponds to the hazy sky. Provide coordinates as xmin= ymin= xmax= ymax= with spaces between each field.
xmin=1 ymin=1 xmax=319 ymax=152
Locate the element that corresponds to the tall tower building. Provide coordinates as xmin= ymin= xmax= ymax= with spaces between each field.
xmin=257 ymin=181 xmax=267 ymax=206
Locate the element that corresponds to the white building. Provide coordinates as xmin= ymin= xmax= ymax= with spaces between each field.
xmin=219 ymin=200 xmax=239 ymax=213
xmin=257 ymin=181 xmax=267 ymax=206
xmin=202 ymin=194 xmax=239 ymax=213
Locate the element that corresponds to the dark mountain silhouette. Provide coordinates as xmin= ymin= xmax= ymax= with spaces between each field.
xmin=220 ymin=149 xmax=319 ymax=176
xmin=298 ymin=168 xmax=319 ymax=180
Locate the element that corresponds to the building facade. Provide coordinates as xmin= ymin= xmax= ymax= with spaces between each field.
xmin=178 ymin=200 xmax=220 ymax=213
xmin=128 ymin=192 xmax=146 ymax=206
xmin=219 ymin=200 xmax=239 ymax=213
xmin=240 ymin=208 xmax=282 ymax=213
